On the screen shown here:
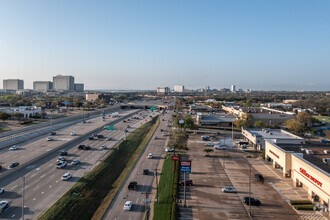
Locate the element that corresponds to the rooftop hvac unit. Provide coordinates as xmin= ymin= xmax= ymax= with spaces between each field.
xmin=324 ymin=150 xmax=328 ymax=154
xmin=323 ymin=158 xmax=330 ymax=164
xmin=306 ymin=150 xmax=313 ymax=155
xmin=300 ymin=148 xmax=306 ymax=153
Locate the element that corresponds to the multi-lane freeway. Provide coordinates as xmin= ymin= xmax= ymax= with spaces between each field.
xmin=0 ymin=108 xmax=159 ymax=219
xmin=103 ymin=110 xmax=172 ymax=220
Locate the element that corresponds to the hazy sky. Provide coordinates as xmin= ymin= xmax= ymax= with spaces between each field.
xmin=0 ymin=0 xmax=329 ymax=91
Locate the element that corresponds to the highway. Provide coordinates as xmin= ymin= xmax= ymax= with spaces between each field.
xmin=103 ymin=110 xmax=172 ymax=220
xmin=0 ymin=109 xmax=158 ymax=219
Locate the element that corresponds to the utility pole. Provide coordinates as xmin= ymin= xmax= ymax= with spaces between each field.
xmin=231 ymin=122 xmax=234 ymax=140
xmin=22 ymin=176 xmax=25 ymax=220
xmin=183 ymin=172 xmax=187 ymax=207
xmin=249 ymin=163 xmax=252 ymax=217
xmin=153 ymin=168 xmax=159 ymax=203
xmin=223 ymin=148 xmax=226 ymax=169
xmin=141 ymin=192 xmax=151 ymax=219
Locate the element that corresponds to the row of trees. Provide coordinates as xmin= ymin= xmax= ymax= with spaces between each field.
xmin=0 ymin=112 xmax=24 ymax=122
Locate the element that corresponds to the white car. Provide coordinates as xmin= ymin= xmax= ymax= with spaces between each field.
xmin=71 ymin=159 xmax=80 ymax=165
xmin=205 ymin=142 xmax=214 ymax=146
xmin=70 ymin=131 xmax=76 ymax=136
xmin=222 ymin=186 xmax=237 ymax=193
xmin=56 ymin=161 xmax=67 ymax=169
xmin=0 ymin=201 xmax=9 ymax=212
xmin=106 ymin=137 xmax=112 ymax=141
xmin=165 ymin=148 xmax=174 ymax=152
xmin=9 ymin=145 xmax=19 ymax=151
xmin=0 ymin=188 xmax=4 ymax=194
xmin=61 ymin=172 xmax=72 ymax=181
xmin=57 ymin=157 xmax=66 ymax=162
xmin=214 ymin=145 xmax=226 ymax=150
xmin=148 ymin=153 xmax=153 ymax=159
xmin=47 ymin=137 xmax=53 ymax=141
xmin=124 ymin=201 xmax=133 ymax=211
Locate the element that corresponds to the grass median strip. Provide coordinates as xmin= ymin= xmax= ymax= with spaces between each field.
xmin=39 ymin=116 xmax=159 ymax=220
xmin=153 ymin=155 xmax=179 ymax=220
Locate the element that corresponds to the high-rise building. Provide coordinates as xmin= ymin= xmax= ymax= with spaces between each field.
xmin=174 ymin=85 xmax=184 ymax=93
xmin=230 ymin=85 xmax=236 ymax=92
xmin=53 ymin=75 xmax=75 ymax=91
xmin=33 ymin=81 xmax=53 ymax=92
xmin=205 ymin=86 xmax=210 ymax=91
xmin=3 ymin=79 xmax=24 ymax=90
xmin=74 ymin=83 xmax=84 ymax=92
xmin=157 ymin=87 xmax=170 ymax=95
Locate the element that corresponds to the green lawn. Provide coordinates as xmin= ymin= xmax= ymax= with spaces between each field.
xmin=39 ymin=116 xmax=158 ymax=220
xmin=153 ymin=156 xmax=179 ymax=220
xmin=314 ymin=116 xmax=330 ymax=123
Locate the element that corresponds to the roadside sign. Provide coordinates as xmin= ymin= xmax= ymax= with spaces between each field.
xmin=180 ymin=166 xmax=191 ymax=172
xmin=171 ymin=155 xmax=179 ymax=161
xmin=150 ymin=106 xmax=156 ymax=111
xmin=180 ymin=161 xmax=191 ymax=167
xmin=107 ymin=125 xmax=114 ymax=130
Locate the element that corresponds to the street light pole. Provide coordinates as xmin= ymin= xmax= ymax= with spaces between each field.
xmin=249 ymin=163 xmax=252 ymax=217
xmin=22 ymin=176 xmax=25 ymax=220
xmin=153 ymin=168 xmax=159 ymax=203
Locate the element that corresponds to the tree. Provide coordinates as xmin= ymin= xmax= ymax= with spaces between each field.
xmin=184 ymin=115 xmax=195 ymax=129
xmin=254 ymin=120 xmax=265 ymax=128
xmin=296 ymin=112 xmax=314 ymax=124
xmin=242 ymin=113 xmax=253 ymax=121
xmin=234 ymin=119 xmax=250 ymax=130
xmin=0 ymin=112 xmax=11 ymax=121
xmin=285 ymin=119 xmax=309 ymax=135
xmin=204 ymin=148 xmax=213 ymax=156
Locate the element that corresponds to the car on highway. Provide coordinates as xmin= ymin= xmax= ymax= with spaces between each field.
xmin=9 ymin=145 xmax=19 ymax=151
xmin=202 ymin=135 xmax=210 ymax=141
xmin=88 ymin=136 xmax=94 ymax=140
xmin=46 ymin=137 xmax=53 ymax=141
xmin=49 ymin=131 xmax=56 ymax=136
xmin=71 ymin=159 xmax=80 ymax=165
xmin=160 ymin=129 xmax=164 ymax=132
xmin=8 ymin=162 xmax=20 ymax=169
xmin=243 ymin=197 xmax=261 ymax=206
xmin=106 ymin=137 xmax=112 ymax=141
xmin=57 ymin=157 xmax=66 ymax=162
xmin=78 ymin=145 xmax=90 ymax=150
xmin=163 ymin=132 xmax=169 ymax=136
xmin=165 ymin=148 xmax=174 ymax=152
xmin=179 ymin=180 xmax=193 ymax=186
xmin=154 ymin=136 xmax=158 ymax=139
xmin=0 ymin=188 xmax=4 ymax=194
xmin=0 ymin=201 xmax=9 ymax=213
xmin=56 ymin=161 xmax=67 ymax=169
xmin=97 ymin=134 xmax=104 ymax=138
xmin=214 ymin=145 xmax=226 ymax=150
xmin=205 ymin=142 xmax=214 ymax=146
xmin=222 ymin=186 xmax=237 ymax=193
xmin=61 ymin=172 xmax=72 ymax=181
xmin=147 ymin=153 xmax=153 ymax=159
xmin=59 ymin=150 xmax=67 ymax=156
xmin=128 ymin=181 xmax=137 ymax=190
xmin=70 ymin=131 xmax=76 ymax=136
xmin=124 ymin=201 xmax=133 ymax=211
xmin=143 ymin=169 xmax=149 ymax=175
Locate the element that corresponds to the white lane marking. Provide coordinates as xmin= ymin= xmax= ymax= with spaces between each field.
xmin=41 ymin=192 xmax=44 ymax=194
xmin=40 ymin=174 xmax=46 ymax=178
xmin=51 ymin=174 xmax=55 ymax=178
xmin=49 ymin=185 xmax=52 ymax=188
xmin=33 ymin=186 xmax=39 ymax=191
xmin=56 ymin=180 xmax=58 ymax=183
xmin=36 ymin=168 xmax=41 ymax=171
xmin=136 ymin=198 xmax=139 ymax=203
xmin=48 ymin=163 xmax=53 ymax=167
xmin=33 ymin=198 xmax=36 ymax=201
xmin=25 ymin=185 xmax=29 ymax=189
xmin=11 ymin=214 xmax=15 ymax=218
xmin=10 ymin=185 xmax=18 ymax=190
xmin=31 ymin=173 xmax=37 ymax=178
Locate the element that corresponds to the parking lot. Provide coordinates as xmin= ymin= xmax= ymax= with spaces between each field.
xmin=177 ymin=133 xmax=299 ymax=220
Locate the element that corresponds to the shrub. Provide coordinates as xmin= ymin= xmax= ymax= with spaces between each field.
xmin=289 ymin=200 xmax=312 ymax=205
xmin=294 ymin=204 xmax=315 ymax=210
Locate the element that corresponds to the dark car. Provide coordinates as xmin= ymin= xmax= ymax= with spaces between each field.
xmin=78 ymin=145 xmax=90 ymax=150
xmin=59 ymin=151 xmax=67 ymax=156
xmin=179 ymin=180 xmax=193 ymax=186
xmin=255 ymin=174 xmax=264 ymax=182
xmin=128 ymin=181 xmax=137 ymax=190
xmin=143 ymin=169 xmax=149 ymax=175
xmin=210 ymin=136 xmax=217 ymax=140
xmin=93 ymin=134 xmax=98 ymax=137
xmin=49 ymin=131 xmax=56 ymax=136
xmin=97 ymin=134 xmax=104 ymax=138
xmin=243 ymin=197 xmax=261 ymax=206
xmin=8 ymin=162 xmax=20 ymax=169
xmin=89 ymin=136 xmax=94 ymax=140
xmin=160 ymin=129 xmax=163 ymax=132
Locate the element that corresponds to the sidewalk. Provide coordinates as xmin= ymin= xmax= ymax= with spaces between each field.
xmin=248 ymin=157 xmax=329 ymax=220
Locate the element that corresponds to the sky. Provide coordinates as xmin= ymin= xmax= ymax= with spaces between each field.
xmin=0 ymin=0 xmax=329 ymax=91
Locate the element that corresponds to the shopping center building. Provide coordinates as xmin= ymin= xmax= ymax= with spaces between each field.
xmin=265 ymin=140 xmax=330 ymax=213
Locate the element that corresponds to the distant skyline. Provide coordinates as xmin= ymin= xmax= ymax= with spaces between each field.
xmin=0 ymin=0 xmax=329 ymax=91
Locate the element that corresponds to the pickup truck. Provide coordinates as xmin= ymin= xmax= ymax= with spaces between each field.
xmin=128 ymin=181 xmax=137 ymax=190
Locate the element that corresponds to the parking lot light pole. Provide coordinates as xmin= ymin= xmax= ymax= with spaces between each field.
xmin=183 ymin=172 xmax=187 ymax=208
xmin=249 ymin=163 xmax=252 ymax=217
xmin=22 ymin=176 xmax=25 ymax=220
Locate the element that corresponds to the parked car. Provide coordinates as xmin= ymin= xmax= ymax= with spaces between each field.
xmin=9 ymin=145 xmax=19 ymax=151
xmin=179 ymin=180 xmax=193 ymax=186
xmin=128 ymin=181 xmax=137 ymax=190
xmin=59 ymin=151 xmax=67 ymax=156
xmin=61 ymin=172 xmax=72 ymax=181
xmin=222 ymin=186 xmax=237 ymax=193
xmin=71 ymin=159 xmax=80 ymax=165
xmin=148 ymin=153 xmax=153 ymax=159
xmin=214 ymin=145 xmax=226 ymax=150
xmin=210 ymin=136 xmax=217 ymax=140
xmin=0 ymin=188 xmax=4 ymax=194
xmin=202 ymin=135 xmax=210 ymax=141
xmin=243 ymin=197 xmax=261 ymax=206
xmin=165 ymin=148 xmax=174 ymax=152
xmin=143 ymin=169 xmax=149 ymax=175
xmin=46 ymin=137 xmax=53 ymax=141
xmin=124 ymin=201 xmax=133 ymax=211
xmin=205 ymin=142 xmax=214 ymax=146
xmin=8 ymin=162 xmax=20 ymax=169
xmin=255 ymin=174 xmax=264 ymax=182
xmin=0 ymin=201 xmax=9 ymax=213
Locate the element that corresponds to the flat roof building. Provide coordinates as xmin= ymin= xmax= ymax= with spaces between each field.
xmin=33 ymin=81 xmax=53 ymax=92
xmin=174 ymin=85 xmax=184 ymax=93
xmin=157 ymin=87 xmax=170 ymax=95
xmin=53 ymin=75 xmax=75 ymax=91
xmin=3 ymin=79 xmax=24 ymax=90
xmin=242 ymin=127 xmax=305 ymax=150
xmin=197 ymin=113 xmax=236 ymax=127
xmin=74 ymin=83 xmax=84 ymax=92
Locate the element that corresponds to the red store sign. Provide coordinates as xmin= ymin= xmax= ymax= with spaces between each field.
xmin=299 ymin=168 xmax=322 ymax=187
xmin=180 ymin=161 xmax=191 ymax=167
xmin=269 ymin=149 xmax=280 ymax=159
